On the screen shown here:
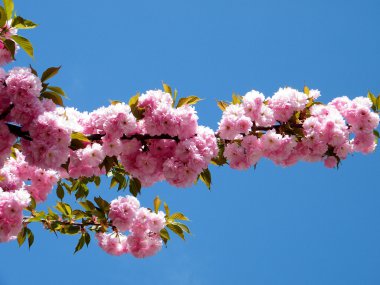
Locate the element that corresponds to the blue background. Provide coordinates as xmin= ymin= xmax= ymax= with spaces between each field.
xmin=1 ymin=0 xmax=380 ymax=284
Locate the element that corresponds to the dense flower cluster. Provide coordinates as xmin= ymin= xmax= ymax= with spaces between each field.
xmin=61 ymin=90 xmax=218 ymax=187
xmin=218 ymin=88 xmax=379 ymax=169
xmin=0 ymin=67 xmax=46 ymax=168
xmin=1 ymin=0 xmax=377 ymax=260
xmin=0 ymin=187 xmax=30 ymax=242
xmin=0 ymin=62 xmax=378 ymax=258
xmin=97 ymin=195 xmax=165 ymax=257
xmin=0 ymin=150 xmax=59 ymax=203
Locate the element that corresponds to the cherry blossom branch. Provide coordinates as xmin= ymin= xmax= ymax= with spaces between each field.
xmin=23 ymin=217 xmax=104 ymax=227
xmin=87 ymin=133 xmax=180 ymax=143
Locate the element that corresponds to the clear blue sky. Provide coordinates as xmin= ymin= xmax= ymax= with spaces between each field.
xmin=1 ymin=0 xmax=380 ymax=284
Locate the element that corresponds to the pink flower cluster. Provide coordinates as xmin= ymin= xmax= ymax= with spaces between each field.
xmin=61 ymin=91 xmax=217 ymax=187
xmin=330 ymin=96 xmax=379 ymax=154
xmin=120 ymin=125 xmax=217 ymax=187
xmin=68 ymin=143 xmax=106 ymax=178
xmin=80 ymin=103 xmax=137 ymax=140
xmin=97 ymin=195 xmax=165 ymax=257
xmin=0 ymin=67 xmax=48 ymax=168
xmin=0 ymin=150 xmax=59 ymax=202
xmin=6 ymin=67 xmax=43 ymax=128
xmin=0 ymin=66 xmax=74 ymax=171
xmin=139 ymin=90 xmax=198 ymax=140
xmin=22 ymin=112 xmax=71 ymax=170
xmin=65 ymin=103 xmax=137 ymax=178
xmin=1 ymin=83 xmax=217 ymax=188
xmin=219 ymin=88 xmax=379 ymax=169
xmin=120 ymin=90 xmax=217 ymax=187
xmin=0 ymin=187 xmax=30 ymax=242
xmin=268 ymin=87 xmax=309 ymax=122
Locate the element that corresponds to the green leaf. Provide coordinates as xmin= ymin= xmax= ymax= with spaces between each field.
xmin=79 ymin=200 xmax=96 ymax=211
xmin=0 ymin=6 xmax=7 ymax=27
xmin=11 ymin=35 xmax=34 ymax=58
xmin=41 ymin=91 xmax=64 ymax=106
xmin=29 ymin=64 xmax=38 ymax=76
xmin=29 ymin=197 xmax=36 ymax=210
xmin=99 ymin=156 xmax=118 ymax=174
xmin=3 ymin=39 xmax=15 ymax=59
xmin=199 ymin=168 xmax=212 ymax=190
xmin=109 ymin=100 xmax=121 ymax=105
xmin=94 ymin=176 xmax=101 ymax=187
xmin=217 ymin=100 xmax=229 ymax=111
xmin=46 ymin=86 xmax=66 ymax=97
xmin=94 ymin=196 xmax=110 ymax=212
xmin=374 ymin=130 xmax=380 ymax=138
xmin=55 ymin=202 xmax=72 ymax=216
xmin=211 ymin=140 xmax=227 ymax=166
xmin=27 ymin=211 xmax=46 ymax=222
xmin=40 ymin=66 xmax=61 ymax=82
xmin=74 ymin=235 xmax=85 ymax=254
xmin=84 ymin=232 xmax=91 ymax=247
xmin=56 ymin=184 xmax=64 ymax=200
xmin=169 ymin=212 xmax=189 ymax=221
xmin=164 ymin=202 xmax=170 ymax=216
xmin=153 ymin=196 xmax=161 ymax=214
xmin=71 ymin=132 xmax=90 ymax=142
xmin=129 ymin=92 xmax=144 ymax=120
xmin=110 ymin=177 xmax=118 ymax=189
xmin=232 ymin=93 xmax=242 ymax=105
xmin=3 ymin=0 xmax=14 ymax=20
xmin=304 ymin=85 xmax=310 ymax=95
xmin=129 ymin=93 xmax=139 ymax=107
xmin=172 ymin=89 xmax=178 ymax=107
xmin=27 ymin=229 xmax=34 ymax=248
xmin=176 ymin=96 xmax=202 ymax=108
xmin=160 ymin=228 xmax=170 ymax=244
xmin=377 ymin=95 xmax=380 ymax=111
xmin=65 ymin=225 xmax=80 ymax=235
xmin=368 ymin=91 xmax=377 ymax=106
xmin=167 ymin=224 xmax=185 ymax=240
xmin=75 ymin=183 xmax=89 ymax=200
xmin=17 ymin=227 xmax=27 ymax=247
xmin=162 ymin=82 xmax=172 ymax=95
xmin=47 ymin=208 xmax=59 ymax=220
xmin=129 ymin=177 xmax=141 ymax=197
xmin=11 ymin=16 xmax=38 ymax=29
xmin=172 ymin=222 xmax=190 ymax=234
xmin=110 ymin=172 xmax=128 ymax=191
xmin=72 ymin=210 xmax=86 ymax=220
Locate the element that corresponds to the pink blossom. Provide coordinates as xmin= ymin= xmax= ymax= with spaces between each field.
xmin=96 ymin=232 xmax=129 ymax=256
xmin=22 ymin=112 xmax=71 ymax=169
xmin=109 ymin=196 xmax=140 ymax=232
xmin=242 ymin=90 xmax=265 ymax=121
xmin=138 ymin=90 xmax=173 ymax=115
xmin=0 ymin=187 xmax=30 ymax=242
xmin=6 ymin=67 xmax=42 ymax=99
xmin=127 ymin=233 xmax=162 ymax=258
xmin=268 ymin=87 xmax=308 ymax=122
xmin=26 ymin=168 xmax=59 ymax=202
xmin=324 ymin=156 xmax=338 ymax=168
xmin=218 ymin=104 xmax=252 ymax=140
